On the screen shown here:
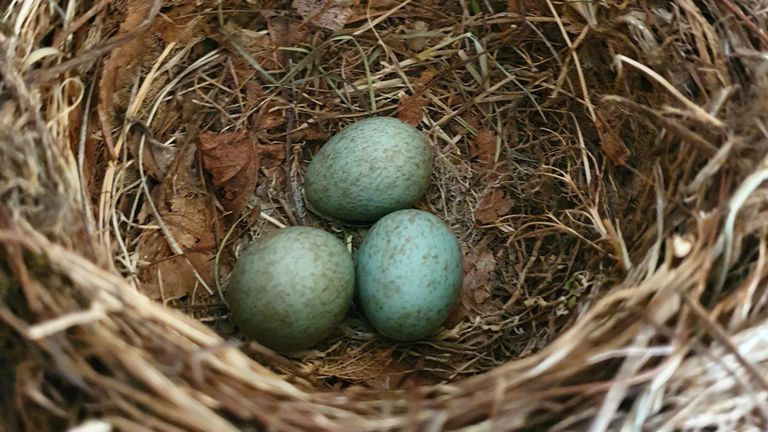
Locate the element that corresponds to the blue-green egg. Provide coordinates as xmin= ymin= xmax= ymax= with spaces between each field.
xmin=226 ymin=227 xmax=354 ymax=352
xmin=355 ymin=209 xmax=463 ymax=341
xmin=304 ymin=117 xmax=432 ymax=222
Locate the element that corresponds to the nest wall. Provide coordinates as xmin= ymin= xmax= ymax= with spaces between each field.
xmin=2 ymin=1 xmax=768 ymax=431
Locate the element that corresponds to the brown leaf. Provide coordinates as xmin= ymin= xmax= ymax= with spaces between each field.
xmin=292 ymin=0 xmax=354 ymax=31
xmin=158 ymin=145 xmax=212 ymax=246
xmin=471 ymin=129 xmax=497 ymax=167
xmin=198 ymin=132 xmax=260 ymax=217
xmin=367 ymin=357 xmax=435 ymax=390
xmin=474 ymin=187 xmax=513 ymax=224
xmin=469 ymin=251 xmax=496 ymax=304
xmin=257 ymin=111 xmax=286 ymax=131
xmin=259 ymin=144 xmax=286 ymax=169
xmin=396 ymin=67 xmax=437 ymax=125
xmin=136 ymin=143 xmax=215 ymax=300
xmin=126 ymin=119 xmax=178 ymax=180
xmin=402 ymin=21 xmax=430 ymax=51
xmin=267 ymin=16 xmax=311 ymax=68
xmin=226 ymin=26 xmax=281 ymax=71
xmin=99 ymin=1 xmax=156 ymax=156
xmin=253 ymin=101 xmax=287 ymax=132
xmin=347 ymin=0 xmax=402 ymax=22
xmin=447 ymin=250 xmax=500 ymax=324
xmin=137 ymin=232 xmax=214 ymax=301
xmin=397 ymin=94 xmax=426 ymax=126
xmin=288 ymin=123 xmax=331 ymax=142
xmin=414 ymin=66 xmax=438 ymax=90
xmin=245 ymin=81 xmax=264 ymax=107
xmin=596 ymin=107 xmax=631 ymax=166
xmin=155 ymin=3 xmax=207 ymax=44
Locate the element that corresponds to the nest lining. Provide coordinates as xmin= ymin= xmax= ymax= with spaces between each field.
xmin=2 ymin=0 xmax=768 ymax=431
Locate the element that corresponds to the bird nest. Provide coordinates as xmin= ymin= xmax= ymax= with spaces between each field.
xmin=2 ymin=1 xmax=768 ymax=430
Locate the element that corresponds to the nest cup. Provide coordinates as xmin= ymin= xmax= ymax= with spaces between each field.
xmin=2 ymin=1 xmax=768 ymax=430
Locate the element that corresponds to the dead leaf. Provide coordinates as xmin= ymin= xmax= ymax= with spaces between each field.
xmin=367 ymin=357 xmax=435 ymax=390
xmin=414 ymin=66 xmax=438 ymax=90
xmin=136 ymin=143 xmax=215 ymax=300
xmin=198 ymin=132 xmax=260 ymax=217
xmin=155 ymin=3 xmax=206 ymax=44
xmin=253 ymin=101 xmax=287 ymax=132
xmin=396 ymin=68 xmax=436 ymax=125
xmin=346 ymin=0 xmax=402 ymax=22
xmin=397 ymin=94 xmax=426 ymax=126
xmin=474 ymin=187 xmax=513 ymax=224
xmin=292 ymin=0 xmax=354 ymax=31
xmin=137 ymin=233 xmax=214 ymax=301
xmin=595 ymin=108 xmax=631 ymax=166
xmin=266 ymin=16 xmax=311 ymax=68
xmin=245 ymin=81 xmax=264 ymax=107
xmin=126 ymin=119 xmax=178 ymax=180
xmin=402 ymin=21 xmax=430 ymax=51
xmin=222 ymin=16 xmax=310 ymax=73
xmin=469 ymin=251 xmax=496 ymax=305
xmin=288 ymin=123 xmax=330 ymax=142
xmin=99 ymin=1 xmax=156 ymax=156
xmin=447 ymin=249 xmax=501 ymax=324
xmin=226 ymin=26 xmax=281 ymax=71
xmin=256 ymin=166 xmax=288 ymax=200
xmin=259 ymin=144 xmax=286 ymax=169
xmin=470 ymin=129 xmax=498 ymax=167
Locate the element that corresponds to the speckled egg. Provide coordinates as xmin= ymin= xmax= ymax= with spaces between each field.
xmin=226 ymin=227 xmax=354 ymax=352
xmin=355 ymin=209 xmax=463 ymax=341
xmin=304 ymin=117 xmax=432 ymax=222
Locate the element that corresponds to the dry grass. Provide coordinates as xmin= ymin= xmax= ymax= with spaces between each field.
xmin=2 ymin=0 xmax=768 ymax=430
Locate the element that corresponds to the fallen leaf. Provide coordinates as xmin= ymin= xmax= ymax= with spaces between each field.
xmin=402 ymin=21 xmax=430 ymax=51
xmin=225 ymin=26 xmax=281 ymax=71
xmin=469 ymin=251 xmax=496 ymax=305
xmin=367 ymin=357 xmax=435 ymax=390
xmin=137 ymin=233 xmax=214 ymax=301
xmin=596 ymin=106 xmax=631 ymax=166
xmin=474 ymin=187 xmax=513 ymax=224
xmin=414 ymin=66 xmax=438 ymax=90
xmin=155 ymin=3 xmax=207 ymax=44
xmin=396 ymin=67 xmax=437 ymax=125
xmin=256 ymin=165 xmax=288 ymax=200
xmin=253 ymin=100 xmax=287 ymax=132
xmin=507 ymin=0 xmax=543 ymax=14
xmin=471 ymin=129 xmax=497 ymax=167
xmin=265 ymin=15 xmax=311 ymax=68
xmin=346 ymin=0 xmax=402 ymax=22
xmin=396 ymin=94 xmax=426 ymax=126
xmin=99 ymin=1 xmax=156 ymax=156
xmin=198 ymin=132 xmax=260 ymax=217
xmin=221 ymin=16 xmax=310 ymax=74
xmin=137 ymin=143 xmax=215 ymax=300
xmin=288 ymin=123 xmax=331 ymax=142
xmin=245 ymin=81 xmax=264 ymax=107
xmin=292 ymin=0 xmax=354 ymax=31
xmin=259 ymin=144 xmax=286 ymax=169
xmin=127 ymin=119 xmax=178 ymax=180
xmin=447 ymin=249 xmax=501 ymax=324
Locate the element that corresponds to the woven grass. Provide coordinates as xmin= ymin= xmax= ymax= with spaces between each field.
xmin=2 ymin=0 xmax=768 ymax=430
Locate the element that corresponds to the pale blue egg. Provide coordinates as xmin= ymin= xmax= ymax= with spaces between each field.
xmin=226 ymin=227 xmax=354 ymax=352
xmin=356 ymin=210 xmax=463 ymax=341
xmin=304 ymin=117 xmax=432 ymax=222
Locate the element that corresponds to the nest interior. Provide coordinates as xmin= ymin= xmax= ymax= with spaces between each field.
xmin=2 ymin=0 xmax=768 ymax=431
